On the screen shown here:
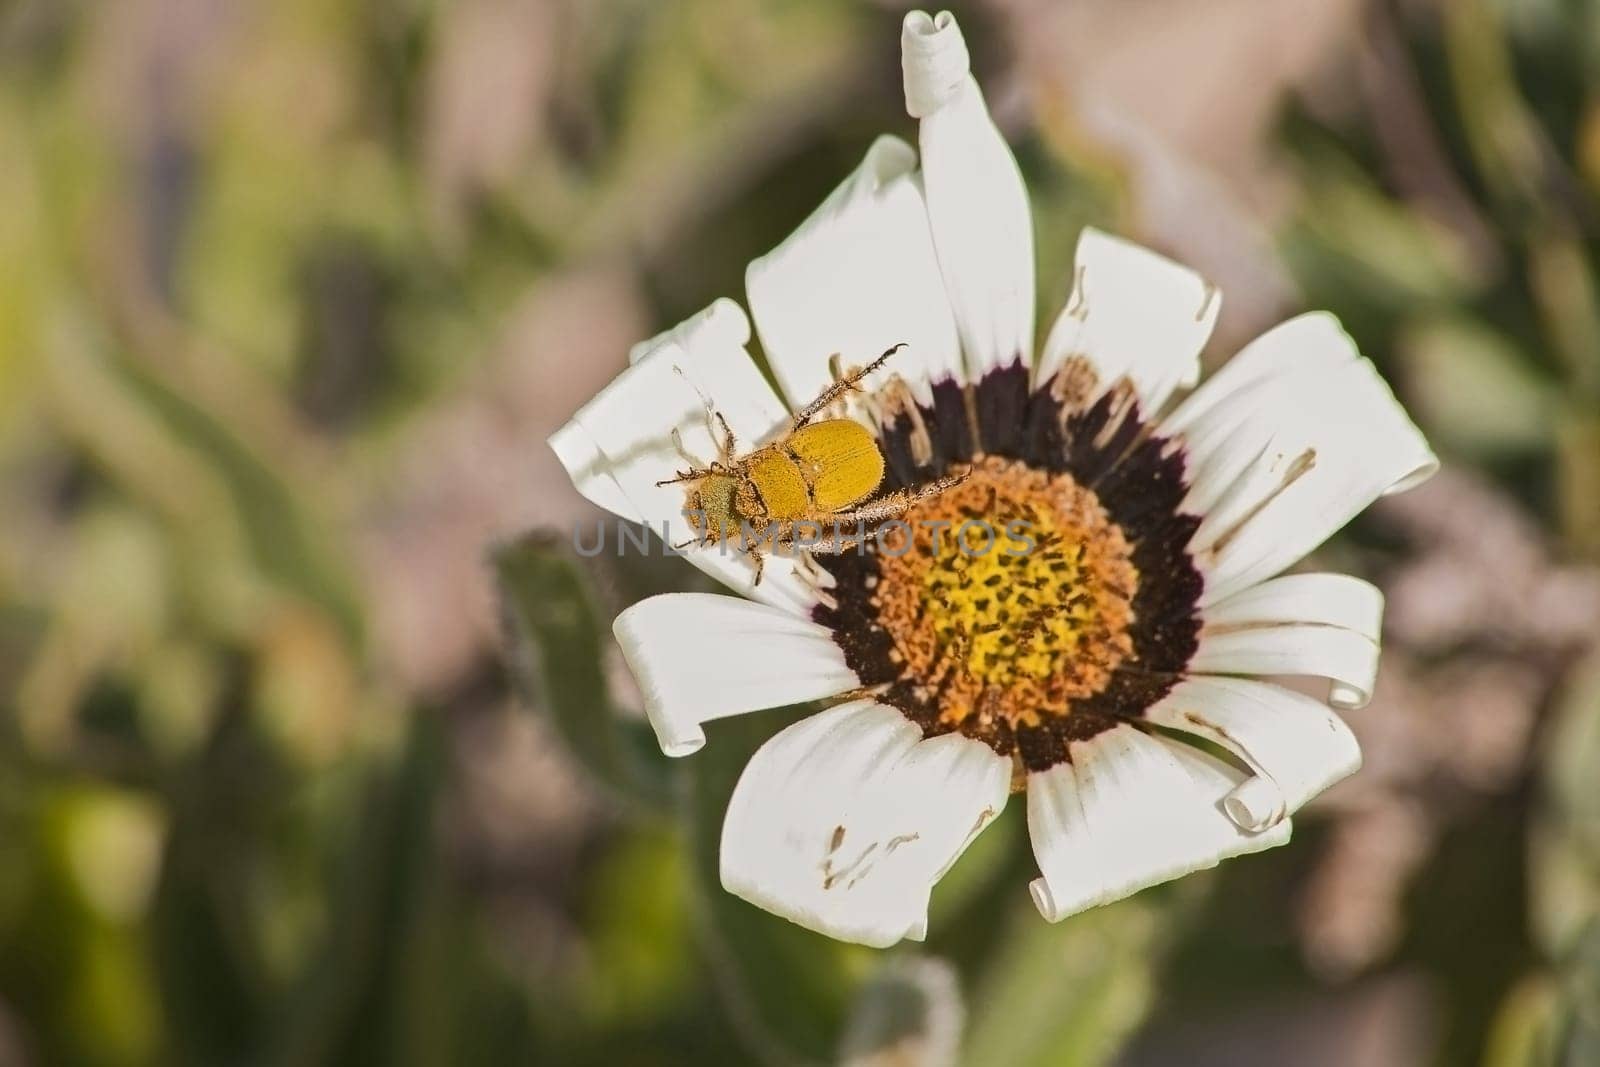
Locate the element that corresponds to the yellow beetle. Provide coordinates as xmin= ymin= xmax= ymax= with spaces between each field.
xmin=659 ymin=345 xmax=964 ymax=582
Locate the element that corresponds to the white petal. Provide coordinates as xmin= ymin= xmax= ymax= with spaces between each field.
xmin=1036 ymin=228 xmax=1220 ymax=412
xmin=1026 ymin=724 xmax=1291 ymax=922
xmin=1141 ymin=676 xmax=1362 ymax=830
xmin=1163 ymin=312 xmax=1354 ymax=438
xmin=555 ymin=300 xmax=815 ymax=613
xmin=613 ymin=593 xmax=859 ymax=757
xmin=1203 ymin=573 xmax=1383 ymax=637
xmin=722 ymin=701 xmax=1009 ymax=947
xmin=1196 ymin=573 xmax=1383 ymax=708
xmin=747 ymin=136 xmax=963 ymax=409
xmin=1192 ymin=627 xmax=1378 ymax=709
xmin=547 ymin=420 xmax=641 ymax=521
xmin=903 ymin=10 xmax=1034 ymax=379
xmin=1162 ymin=313 xmax=1437 ymax=605
xmin=628 ymin=299 xmax=793 ymax=435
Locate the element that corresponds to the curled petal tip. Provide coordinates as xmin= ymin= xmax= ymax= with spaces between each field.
xmin=1331 ymin=681 xmax=1369 ymax=710
xmin=1223 ymin=776 xmax=1286 ymax=832
xmin=902 ymin=9 xmax=969 ymax=118
xmin=659 ymin=732 xmax=706 ymax=758
xmin=1028 ymin=876 xmax=1059 ymax=922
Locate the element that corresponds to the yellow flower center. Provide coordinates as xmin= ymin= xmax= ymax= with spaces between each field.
xmin=872 ymin=456 xmax=1137 ymax=736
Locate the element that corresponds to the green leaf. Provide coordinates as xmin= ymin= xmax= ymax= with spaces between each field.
xmin=1553 ymin=920 xmax=1600 ymax=1065
xmin=961 ymin=898 xmax=1160 ymax=1067
xmin=1558 ymin=412 xmax=1600 ymax=559
xmin=684 ymin=708 xmax=863 ymax=1065
xmin=1283 ymin=143 xmax=1480 ymax=312
xmin=1517 ymin=653 xmax=1600 ymax=1065
xmin=1532 ymin=653 xmax=1600 ymax=957
xmin=265 ymin=710 xmax=451 ymax=1067
xmin=838 ymin=956 xmax=963 ymax=1067
xmin=1401 ymin=316 xmax=1556 ymax=456
xmin=582 ymin=828 xmax=695 ymax=1025
xmin=494 ymin=532 xmax=669 ymax=810
xmin=119 ymin=361 xmax=364 ymax=640
xmin=1482 ymin=975 xmax=1562 ymax=1067
xmin=148 ymin=717 xmax=290 ymax=1066
xmin=261 ymin=707 xmax=545 ymax=1067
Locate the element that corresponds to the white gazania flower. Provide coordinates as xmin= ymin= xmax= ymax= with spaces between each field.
xmin=548 ymin=10 xmax=1436 ymax=948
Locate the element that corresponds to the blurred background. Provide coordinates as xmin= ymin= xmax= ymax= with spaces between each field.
xmin=1 ymin=0 xmax=1599 ymax=1063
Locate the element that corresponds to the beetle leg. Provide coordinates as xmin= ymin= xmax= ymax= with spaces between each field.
xmin=795 ymin=468 xmax=971 ymax=555
xmin=655 ymin=466 xmax=716 ymax=486
xmin=829 ymin=467 xmax=971 ymax=525
xmin=900 ymin=465 xmax=973 ymax=502
xmin=668 ymin=427 xmax=716 ymax=468
xmin=672 ymin=368 xmax=737 ymax=461
xmin=656 ymin=428 xmax=721 ymax=486
xmin=712 ymin=411 xmax=737 ymax=461
xmin=791 ymin=342 xmax=906 ymax=427
xmin=779 ymin=512 xmax=871 ymax=556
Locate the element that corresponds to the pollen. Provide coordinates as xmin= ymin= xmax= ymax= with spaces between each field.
xmin=872 ymin=456 xmax=1138 ymax=743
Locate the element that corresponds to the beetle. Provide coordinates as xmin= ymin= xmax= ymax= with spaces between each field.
xmin=657 ymin=344 xmax=966 ymax=582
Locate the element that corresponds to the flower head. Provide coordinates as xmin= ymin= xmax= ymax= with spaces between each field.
xmin=549 ymin=10 xmax=1436 ymax=947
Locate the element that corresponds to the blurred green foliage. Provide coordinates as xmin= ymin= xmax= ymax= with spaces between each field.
xmin=1 ymin=0 xmax=1598 ymax=1064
